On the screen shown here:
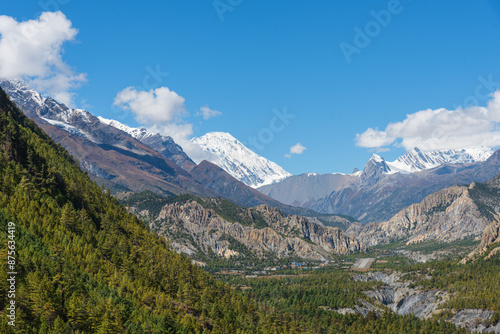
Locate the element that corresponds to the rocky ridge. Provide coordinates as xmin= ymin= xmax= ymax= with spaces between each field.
xmin=140 ymin=199 xmax=364 ymax=261
xmin=350 ymin=184 xmax=490 ymax=246
xmin=347 ymin=170 xmax=500 ymax=248
xmin=98 ymin=117 xmax=196 ymax=170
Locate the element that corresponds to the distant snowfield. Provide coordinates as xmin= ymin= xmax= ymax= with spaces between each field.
xmin=190 ymin=131 xmax=493 ymax=189
xmin=386 ymin=147 xmax=494 ymax=174
xmin=191 ymin=132 xmax=291 ymax=188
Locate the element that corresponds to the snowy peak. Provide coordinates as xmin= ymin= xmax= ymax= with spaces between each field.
xmin=0 ymin=78 xmax=93 ymax=125
xmin=0 ymin=78 xmax=46 ymax=107
xmin=387 ymin=147 xmax=494 ymax=173
xmin=369 ymin=153 xmax=385 ymax=163
xmin=191 ymin=132 xmax=291 ymax=188
xmin=99 ymin=116 xmax=195 ymax=169
xmin=98 ymin=117 xmax=152 ymax=141
xmin=362 ymin=153 xmax=391 ymax=182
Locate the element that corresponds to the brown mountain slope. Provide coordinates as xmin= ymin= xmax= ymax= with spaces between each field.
xmin=38 ymin=119 xmax=214 ymax=196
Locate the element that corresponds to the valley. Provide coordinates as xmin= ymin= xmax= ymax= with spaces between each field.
xmin=1 ymin=79 xmax=500 ymax=332
xmin=1 ymin=3 xmax=500 ymax=333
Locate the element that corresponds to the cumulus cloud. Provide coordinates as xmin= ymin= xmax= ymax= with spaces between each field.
xmin=355 ymin=91 xmax=500 ymax=151
xmin=198 ymin=105 xmax=222 ymax=120
xmin=148 ymin=122 xmax=211 ymax=161
xmin=0 ymin=11 xmax=86 ymax=106
xmin=285 ymin=143 xmax=307 ymax=157
xmin=149 ymin=122 xmax=219 ymax=163
xmin=114 ymin=85 xmax=219 ymax=162
xmin=114 ymin=86 xmax=186 ymax=124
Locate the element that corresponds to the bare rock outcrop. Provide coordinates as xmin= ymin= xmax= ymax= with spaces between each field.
xmin=150 ymin=200 xmax=364 ymax=261
xmin=450 ymin=309 xmax=500 ymax=333
xmin=461 ymin=175 xmax=500 ymax=262
xmin=353 ymin=182 xmax=498 ymax=247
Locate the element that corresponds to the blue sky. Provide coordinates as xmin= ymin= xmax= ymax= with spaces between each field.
xmin=1 ymin=0 xmax=500 ymax=174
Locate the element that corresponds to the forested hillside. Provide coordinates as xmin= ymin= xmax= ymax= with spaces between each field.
xmin=0 ymin=86 xmax=309 ymax=333
xmin=0 ymin=84 xmax=492 ymax=333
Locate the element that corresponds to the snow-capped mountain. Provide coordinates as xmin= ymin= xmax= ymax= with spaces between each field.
xmin=0 ymin=78 xmax=215 ymax=195
xmin=191 ymin=132 xmax=291 ymax=188
xmin=361 ymin=154 xmax=392 ymax=184
xmin=386 ymin=147 xmax=494 ymax=173
xmin=0 ymin=78 xmax=93 ymax=124
xmin=1 ymin=79 xmax=315 ymax=212
xmin=0 ymin=78 xmax=99 ymax=140
xmin=98 ymin=117 xmax=195 ymax=169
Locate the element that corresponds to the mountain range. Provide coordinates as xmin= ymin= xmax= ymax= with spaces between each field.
xmin=3 ymin=78 xmax=500 ymax=256
xmin=260 ymin=149 xmax=499 ymax=223
xmin=387 ymin=147 xmax=494 ymax=173
xmin=0 ymin=79 xmax=330 ymax=219
xmin=125 ymin=192 xmax=363 ymax=264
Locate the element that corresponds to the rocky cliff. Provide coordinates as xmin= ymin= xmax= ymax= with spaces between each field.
xmin=352 ymin=272 xmax=500 ymax=333
xmin=461 ymin=174 xmax=500 ymax=262
xmin=140 ymin=199 xmax=364 ymax=261
xmin=351 ymin=176 xmax=500 ymax=247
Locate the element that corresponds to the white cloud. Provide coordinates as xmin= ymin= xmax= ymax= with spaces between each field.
xmin=289 ymin=143 xmax=307 ymax=155
xmin=114 ymin=85 xmax=220 ymax=162
xmin=148 ymin=122 xmax=209 ymax=161
xmin=198 ymin=105 xmax=222 ymax=120
xmin=355 ymin=128 xmax=395 ymax=148
xmin=114 ymin=86 xmax=186 ymax=124
xmin=149 ymin=123 xmax=220 ymax=163
xmin=355 ymin=91 xmax=500 ymax=151
xmin=0 ymin=11 xmax=86 ymax=106
xmin=284 ymin=153 xmax=292 ymax=158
